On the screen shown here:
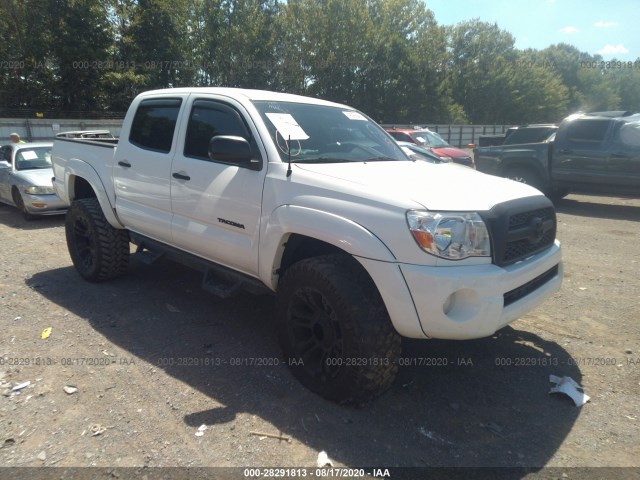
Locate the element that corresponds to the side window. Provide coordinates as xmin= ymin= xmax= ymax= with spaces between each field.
xmin=564 ymin=120 xmax=611 ymax=145
xmin=0 ymin=146 xmax=10 ymax=163
xmin=184 ymin=100 xmax=250 ymax=160
xmin=129 ymin=98 xmax=182 ymax=153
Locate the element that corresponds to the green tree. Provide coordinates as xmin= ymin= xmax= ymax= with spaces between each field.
xmin=447 ymin=19 xmax=518 ymax=124
xmin=357 ymin=0 xmax=454 ymax=123
xmin=215 ymin=0 xmax=281 ymax=88
xmin=48 ymin=0 xmax=114 ymax=111
xmin=611 ymin=61 xmax=640 ymax=112
xmin=507 ymin=49 xmax=569 ymax=123
xmin=0 ymin=0 xmax=56 ymax=110
xmin=122 ymin=0 xmax=197 ymax=90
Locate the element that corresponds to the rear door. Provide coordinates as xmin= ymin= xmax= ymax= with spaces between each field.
xmin=552 ymin=119 xmax=613 ymax=186
xmin=112 ymin=95 xmax=188 ymax=242
xmin=169 ymin=95 xmax=266 ymax=276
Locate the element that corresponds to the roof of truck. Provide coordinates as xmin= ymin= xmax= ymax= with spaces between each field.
xmin=570 ymin=111 xmax=640 ymax=122
xmin=138 ymin=87 xmax=348 ymax=108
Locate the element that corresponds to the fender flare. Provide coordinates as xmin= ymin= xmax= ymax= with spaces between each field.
xmin=499 ymin=156 xmax=549 ymax=180
xmin=259 ymin=204 xmax=396 ymax=289
xmin=64 ymin=158 xmax=124 ymax=228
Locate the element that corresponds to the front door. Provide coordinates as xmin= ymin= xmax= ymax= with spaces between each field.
xmin=169 ymin=95 xmax=266 ymax=276
xmin=608 ymin=121 xmax=640 ymax=194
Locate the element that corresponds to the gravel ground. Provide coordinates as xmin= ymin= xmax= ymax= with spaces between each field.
xmin=0 ymin=193 xmax=639 ymax=479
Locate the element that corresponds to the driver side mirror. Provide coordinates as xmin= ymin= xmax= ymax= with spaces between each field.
xmin=208 ymin=135 xmax=261 ymax=171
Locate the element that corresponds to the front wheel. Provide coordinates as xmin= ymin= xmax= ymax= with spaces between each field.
xmin=12 ymin=188 xmax=36 ymax=220
xmin=276 ymin=254 xmax=401 ymax=405
xmin=65 ymin=197 xmax=130 ymax=282
xmin=549 ymin=187 xmax=570 ymax=202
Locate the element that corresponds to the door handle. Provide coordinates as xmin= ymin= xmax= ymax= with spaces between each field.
xmin=611 ymin=153 xmax=628 ymax=159
xmin=118 ymin=160 xmax=131 ymax=168
xmin=172 ymin=172 xmax=191 ymax=181
xmin=559 ymin=149 xmax=572 ymax=154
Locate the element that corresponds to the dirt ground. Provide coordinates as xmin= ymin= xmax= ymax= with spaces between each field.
xmin=0 ymin=193 xmax=639 ymax=479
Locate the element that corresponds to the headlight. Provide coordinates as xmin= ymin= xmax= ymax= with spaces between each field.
xmin=23 ymin=186 xmax=56 ymax=195
xmin=406 ymin=210 xmax=491 ymax=260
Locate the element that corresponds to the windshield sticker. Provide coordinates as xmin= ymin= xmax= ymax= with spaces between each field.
xmin=342 ymin=111 xmax=367 ymax=121
xmin=20 ymin=150 xmax=38 ymax=160
xmin=265 ymin=113 xmax=309 ymax=140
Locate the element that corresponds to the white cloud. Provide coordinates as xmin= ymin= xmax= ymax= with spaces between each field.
xmin=594 ymin=21 xmax=618 ymax=28
xmin=559 ymin=26 xmax=578 ymax=33
xmin=597 ymin=44 xmax=629 ymax=55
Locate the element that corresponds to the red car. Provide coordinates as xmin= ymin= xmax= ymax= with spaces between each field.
xmin=386 ymin=128 xmax=474 ymax=168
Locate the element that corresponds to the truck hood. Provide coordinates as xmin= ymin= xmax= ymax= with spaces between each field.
xmin=13 ymin=168 xmax=55 ymax=187
xmin=295 ymin=160 xmax=541 ymax=211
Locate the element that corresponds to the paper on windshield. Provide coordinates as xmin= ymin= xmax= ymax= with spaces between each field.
xmin=20 ymin=150 xmax=38 ymax=160
xmin=265 ymin=113 xmax=309 ymax=140
xmin=342 ymin=111 xmax=367 ymax=121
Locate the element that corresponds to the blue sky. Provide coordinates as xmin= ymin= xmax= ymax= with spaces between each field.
xmin=426 ymin=0 xmax=639 ymax=60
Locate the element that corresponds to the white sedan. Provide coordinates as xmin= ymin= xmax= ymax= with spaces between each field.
xmin=0 ymin=142 xmax=68 ymax=219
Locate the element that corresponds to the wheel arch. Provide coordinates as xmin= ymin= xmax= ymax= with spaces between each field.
xmin=500 ymin=158 xmax=548 ymax=181
xmin=64 ymin=158 xmax=124 ymax=228
xmin=259 ymin=205 xmax=396 ymax=290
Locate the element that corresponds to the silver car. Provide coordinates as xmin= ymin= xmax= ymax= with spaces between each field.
xmin=0 ymin=142 xmax=68 ymax=219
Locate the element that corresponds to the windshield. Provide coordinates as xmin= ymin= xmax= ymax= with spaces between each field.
xmin=253 ymin=101 xmax=408 ymax=163
xmin=15 ymin=147 xmax=52 ymax=171
xmin=412 ymin=131 xmax=450 ymax=148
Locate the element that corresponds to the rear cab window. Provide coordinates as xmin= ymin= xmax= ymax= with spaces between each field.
xmin=129 ymin=98 xmax=182 ymax=153
xmin=563 ymin=119 xmax=612 ymax=148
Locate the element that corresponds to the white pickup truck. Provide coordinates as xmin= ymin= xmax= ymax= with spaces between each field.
xmin=52 ymin=88 xmax=562 ymax=404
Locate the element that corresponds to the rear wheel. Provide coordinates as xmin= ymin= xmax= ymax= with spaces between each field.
xmin=276 ymin=254 xmax=401 ymax=405
xmin=65 ymin=197 xmax=129 ymax=282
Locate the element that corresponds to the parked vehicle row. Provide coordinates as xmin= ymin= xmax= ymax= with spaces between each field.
xmin=0 ymin=142 xmax=68 ymax=219
xmin=385 ymin=127 xmax=475 ymax=167
xmin=474 ymin=111 xmax=640 ymax=199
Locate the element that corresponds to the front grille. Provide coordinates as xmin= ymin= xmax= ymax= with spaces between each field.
xmin=504 ymin=265 xmax=559 ymax=306
xmin=503 ymin=206 xmax=556 ymax=264
xmin=481 ymin=197 xmax=557 ymax=267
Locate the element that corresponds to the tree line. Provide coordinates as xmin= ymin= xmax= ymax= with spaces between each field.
xmin=1 ymin=0 xmax=639 ymax=124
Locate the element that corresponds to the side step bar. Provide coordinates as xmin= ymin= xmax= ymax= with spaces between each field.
xmin=130 ymin=232 xmax=270 ymax=299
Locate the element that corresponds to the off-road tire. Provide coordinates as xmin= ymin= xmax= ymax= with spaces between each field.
xmin=276 ymin=254 xmax=401 ymax=405
xmin=65 ymin=198 xmax=129 ymax=282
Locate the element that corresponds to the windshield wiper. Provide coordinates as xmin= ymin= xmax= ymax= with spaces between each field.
xmin=363 ymin=156 xmax=399 ymax=162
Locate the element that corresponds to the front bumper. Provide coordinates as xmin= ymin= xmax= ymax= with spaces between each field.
xmin=359 ymin=240 xmax=562 ymax=340
xmin=23 ymin=193 xmax=69 ymax=216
